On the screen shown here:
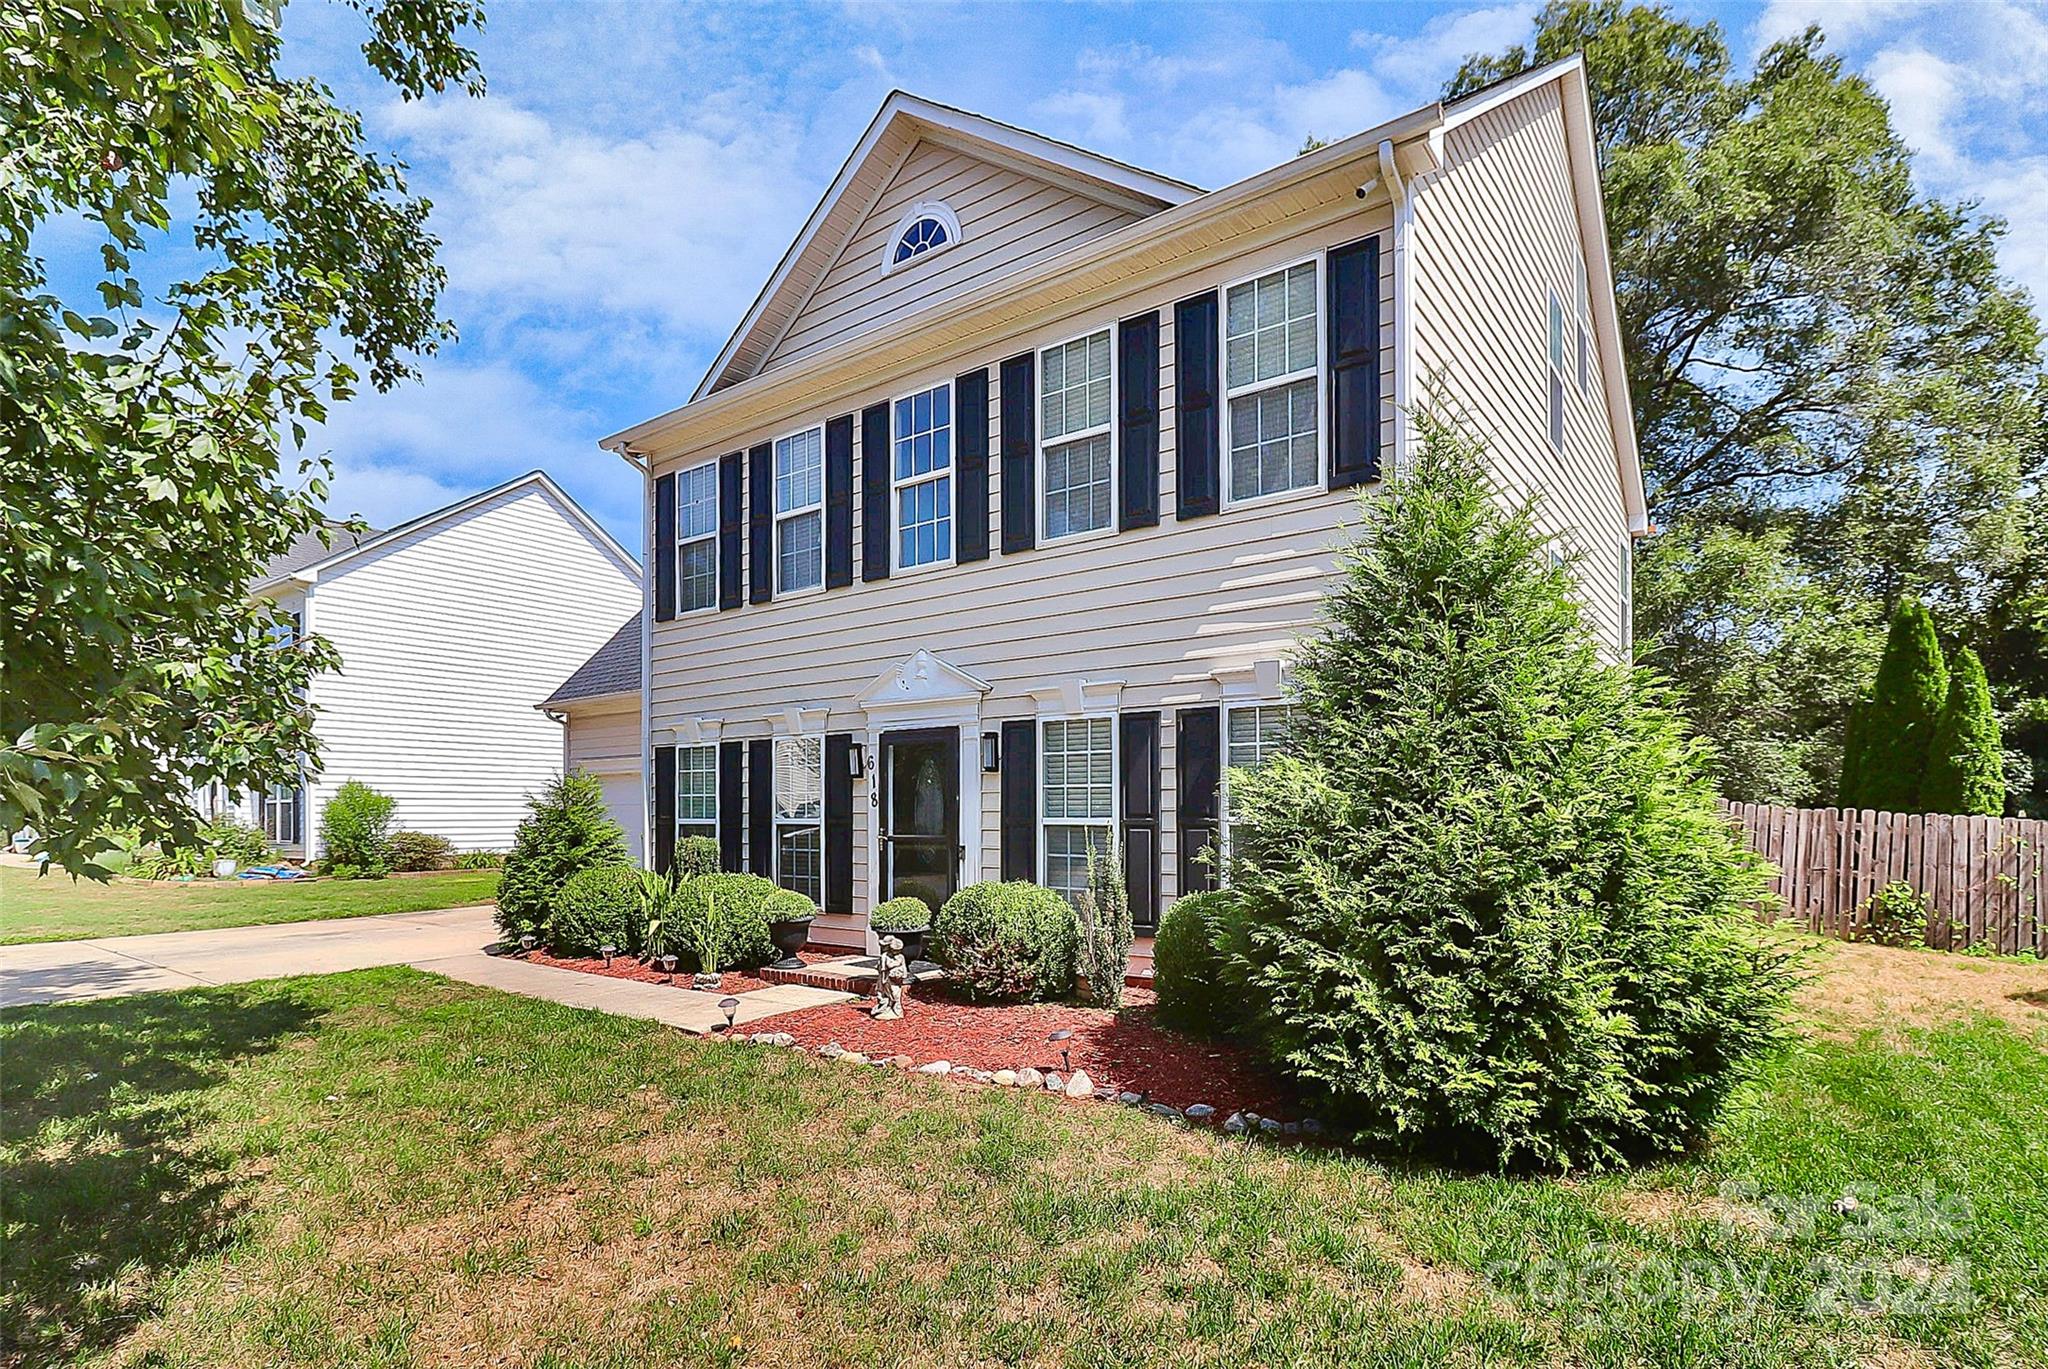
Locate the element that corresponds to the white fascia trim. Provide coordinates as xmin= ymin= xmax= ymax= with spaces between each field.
xmin=1378 ymin=139 xmax=1416 ymax=473
xmin=778 ymin=703 xmax=832 ymax=736
xmin=1211 ymin=658 xmax=1287 ymax=702
xmin=638 ymin=461 xmax=653 ymax=869
xmin=1029 ymin=677 xmax=1127 ymax=716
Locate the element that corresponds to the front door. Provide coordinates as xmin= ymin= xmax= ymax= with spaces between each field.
xmin=879 ymin=727 xmax=960 ymax=915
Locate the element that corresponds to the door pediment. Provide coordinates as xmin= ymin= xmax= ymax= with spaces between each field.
xmin=856 ymin=650 xmax=990 ymax=721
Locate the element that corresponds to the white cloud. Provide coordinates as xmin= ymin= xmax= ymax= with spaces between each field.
xmin=1753 ymin=0 xmax=1933 ymax=52
xmin=1353 ymin=4 xmax=1532 ymax=99
xmin=1034 ymin=89 xmax=1130 ymax=149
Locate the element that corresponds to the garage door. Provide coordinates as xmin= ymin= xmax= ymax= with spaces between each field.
xmin=595 ymin=768 xmax=644 ymax=864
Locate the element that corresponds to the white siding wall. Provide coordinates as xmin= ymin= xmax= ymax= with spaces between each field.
xmin=1411 ymin=82 xmax=1632 ymax=656
xmin=302 ymin=483 xmax=641 ymax=854
xmin=564 ymin=698 xmax=644 ymax=863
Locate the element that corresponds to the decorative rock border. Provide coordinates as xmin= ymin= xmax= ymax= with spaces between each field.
xmin=736 ymin=1030 xmax=1320 ymax=1135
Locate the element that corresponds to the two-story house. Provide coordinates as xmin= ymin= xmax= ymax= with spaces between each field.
xmin=597 ymin=57 xmax=1647 ymax=956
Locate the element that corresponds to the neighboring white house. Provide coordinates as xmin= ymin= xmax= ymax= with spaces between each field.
xmin=538 ymin=614 xmax=646 ymax=863
xmin=596 ymin=59 xmax=1647 ymax=956
xmin=209 ymin=471 xmax=642 ymax=858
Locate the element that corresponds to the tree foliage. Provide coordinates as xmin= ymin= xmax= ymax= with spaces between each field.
xmin=1922 ymin=647 xmax=2006 ymax=817
xmin=1217 ymin=423 xmax=1794 ymax=1170
xmin=0 ymin=0 xmax=484 ymax=876
xmin=1839 ymin=600 xmax=1947 ymax=811
xmin=1453 ymin=1 xmax=2045 ymax=806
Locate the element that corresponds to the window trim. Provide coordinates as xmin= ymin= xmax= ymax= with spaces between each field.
xmin=1548 ymin=289 xmax=1567 ymax=453
xmin=1219 ymin=253 xmax=1327 ymax=511
xmin=1037 ymin=713 xmax=1118 ymax=904
xmin=676 ymin=742 xmax=719 ymax=845
xmin=771 ymin=734 xmax=825 ymax=904
xmin=878 ymin=199 xmax=965 ymax=276
xmin=889 ymin=377 xmax=957 ymax=576
xmin=673 ymin=457 xmax=721 ymax=617
xmin=1036 ymin=324 xmax=1119 ymax=546
xmin=771 ymin=424 xmax=826 ymax=598
xmin=1220 ymin=700 xmax=1295 ymax=864
xmin=261 ymin=776 xmax=303 ymax=846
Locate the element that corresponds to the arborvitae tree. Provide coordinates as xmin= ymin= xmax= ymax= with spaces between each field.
xmin=496 ymin=772 xmax=631 ymax=940
xmin=1921 ymin=648 xmax=2006 ymax=816
xmin=1218 ymin=421 xmax=1794 ymax=1171
xmin=1837 ymin=701 xmax=1868 ymax=807
xmin=1848 ymin=600 xmax=1949 ymax=812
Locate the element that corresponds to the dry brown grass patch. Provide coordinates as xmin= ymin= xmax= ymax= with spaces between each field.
xmin=1799 ymin=940 xmax=2048 ymax=1042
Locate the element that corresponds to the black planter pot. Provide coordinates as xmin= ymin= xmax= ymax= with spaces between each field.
xmin=878 ymin=926 xmax=931 ymax=964
xmin=768 ymin=915 xmax=815 ymax=971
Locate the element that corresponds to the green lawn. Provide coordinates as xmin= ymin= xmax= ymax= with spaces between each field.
xmin=3 ymin=944 xmax=2043 ymax=1367
xmin=0 ymin=865 xmax=499 ymax=944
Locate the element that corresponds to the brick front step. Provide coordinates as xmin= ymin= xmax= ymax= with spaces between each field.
xmin=761 ymin=954 xmax=945 ymax=993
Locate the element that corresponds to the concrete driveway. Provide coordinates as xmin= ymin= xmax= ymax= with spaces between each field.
xmin=0 ymin=905 xmax=499 ymax=1008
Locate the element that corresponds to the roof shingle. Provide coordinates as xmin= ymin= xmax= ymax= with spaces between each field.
xmin=542 ymin=614 xmax=642 ymax=706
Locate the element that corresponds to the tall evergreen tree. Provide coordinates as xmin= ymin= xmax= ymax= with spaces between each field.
xmin=1837 ymin=701 xmax=1867 ymax=808
xmin=1849 ymin=600 xmax=1949 ymax=812
xmin=1921 ymin=648 xmax=2006 ymax=816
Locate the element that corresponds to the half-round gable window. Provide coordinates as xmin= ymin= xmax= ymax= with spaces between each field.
xmin=880 ymin=200 xmax=964 ymax=275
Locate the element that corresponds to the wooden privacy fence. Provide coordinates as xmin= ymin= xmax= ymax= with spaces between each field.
xmin=1721 ymin=803 xmax=2047 ymax=956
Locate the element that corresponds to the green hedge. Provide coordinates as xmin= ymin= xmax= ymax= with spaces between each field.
xmin=931 ymin=881 xmax=1078 ymax=1003
xmin=550 ymin=865 xmax=646 ymax=957
xmin=1152 ymin=891 xmax=1241 ymax=1037
xmin=672 ymin=873 xmax=787 ymax=971
xmin=676 ymin=835 xmax=720 ymax=877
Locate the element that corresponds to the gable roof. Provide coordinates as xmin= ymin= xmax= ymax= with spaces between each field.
xmin=540 ymin=613 xmax=641 ymax=707
xmin=694 ymin=91 xmax=1201 ymax=400
xmin=252 ymin=470 xmax=640 ymax=595
xmin=263 ymin=522 xmax=378 ymax=581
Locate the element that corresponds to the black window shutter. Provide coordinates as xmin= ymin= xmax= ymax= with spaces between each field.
xmin=825 ymin=414 xmax=855 ymax=589
xmin=1118 ymin=312 xmax=1161 ymax=530
xmin=999 ymin=719 xmax=1036 ymax=881
xmin=717 ymin=740 xmax=743 ymax=871
xmin=861 ymin=402 xmax=891 ymax=581
xmin=1327 ymin=234 xmax=1382 ymax=489
xmin=956 ymin=367 xmax=991 ymax=562
xmin=824 ymin=733 xmax=854 ymax=915
xmin=748 ymin=738 xmax=772 ymax=876
xmin=1176 ymin=706 xmax=1221 ymax=893
xmin=652 ymin=744 xmax=676 ymax=874
xmin=717 ymin=453 xmax=743 ymax=610
xmin=1119 ymin=712 xmax=1161 ymax=931
xmin=1174 ymin=292 xmax=1221 ymax=518
xmin=748 ymin=441 xmax=773 ymax=604
xmin=999 ymin=352 xmax=1036 ymax=553
xmin=653 ymin=472 xmax=676 ymax=621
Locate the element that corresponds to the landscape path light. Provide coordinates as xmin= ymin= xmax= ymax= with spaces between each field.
xmin=719 ymin=996 xmax=740 ymax=1031
xmin=1049 ymin=1028 xmax=1074 ymax=1074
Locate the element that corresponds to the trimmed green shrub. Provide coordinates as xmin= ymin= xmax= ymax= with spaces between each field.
xmin=1152 ymin=891 xmax=1241 ymax=1036
xmin=388 ymin=829 xmax=453 ymax=872
xmin=671 ymin=873 xmax=783 ymax=971
xmin=455 ymin=849 xmax=503 ymax=870
xmin=931 ymin=881 xmax=1079 ymax=1003
xmin=319 ymin=780 xmax=396 ymax=875
xmin=1844 ymin=600 xmax=1948 ymax=812
xmin=676 ymin=835 xmax=720 ymax=878
xmin=1219 ymin=421 xmax=1795 ymax=1171
xmin=496 ymin=771 xmax=631 ymax=941
xmin=870 ymin=896 xmax=932 ymax=931
xmin=1853 ymin=881 xmax=1930 ymax=948
xmin=1921 ymin=647 xmax=2006 ymax=816
xmin=549 ymin=865 xmax=646 ymax=956
xmin=1077 ymin=837 xmax=1133 ymax=1008
xmin=127 ymin=815 xmax=273 ymax=879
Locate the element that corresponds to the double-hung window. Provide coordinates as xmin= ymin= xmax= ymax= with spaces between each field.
xmin=261 ymin=783 xmax=301 ymax=846
xmin=1039 ymin=329 xmax=1114 ymax=541
xmin=772 ymin=736 xmax=823 ymax=903
xmin=892 ymin=383 xmax=953 ymax=571
xmin=677 ymin=744 xmax=717 ymax=844
xmin=774 ymin=427 xmax=824 ymax=594
xmin=675 ymin=459 xmax=719 ymax=612
xmin=1222 ymin=703 xmax=1295 ymax=858
xmin=1040 ymin=717 xmax=1114 ymax=906
xmin=1223 ymin=259 xmax=1321 ymax=504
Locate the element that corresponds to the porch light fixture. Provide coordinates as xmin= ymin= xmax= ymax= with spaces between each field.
xmin=847 ymin=742 xmax=867 ymax=777
xmin=1049 ymin=1028 xmax=1073 ymax=1074
xmin=981 ymin=731 xmax=1000 ymax=772
xmin=719 ymin=996 xmax=740 ymax=1031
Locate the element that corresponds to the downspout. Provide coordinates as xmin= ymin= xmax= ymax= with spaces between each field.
xmin=610 ymin=440 xmax=655 ymax=871
xmin=1377 ymin=138 xmax=1416 ymax=473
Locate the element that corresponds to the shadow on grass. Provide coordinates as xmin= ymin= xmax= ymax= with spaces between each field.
xmin=0 ymin=989 xmax=320 ymax=1367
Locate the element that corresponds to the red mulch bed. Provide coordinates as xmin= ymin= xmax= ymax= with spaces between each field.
xmin=761 ymin=986 xmax=1299 ymax=1117
xmin=521 ymin=949 xmax=838 ymax=996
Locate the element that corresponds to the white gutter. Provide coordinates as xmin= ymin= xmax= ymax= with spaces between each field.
xmin=636 ymin=452 xmax=654 ymax=871
xmin=1377 ymin=138 xmax=1416 ymax=473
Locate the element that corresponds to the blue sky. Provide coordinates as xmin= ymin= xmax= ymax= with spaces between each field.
xmin=268 ymin=0 xmax=2048 ymax=551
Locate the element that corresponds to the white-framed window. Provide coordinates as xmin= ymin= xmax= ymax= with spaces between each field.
xmin=773 ymin=426 xmax=824 ymax=594
xmin=261 ymin=782 xmax=301 ymax=846
xmin=772 ymin=735 xmax=823 ymax=904
xmin=1040 ymin=716 xmax=1115 ymax=906
xmin=1039 ymin=328 xmax=1115 ymax=541
xmin=1548 ymin=290 xmax=1566 ymax=453
xmin=1221 ymin=703 xmax=1296 ymax=858
xmin=881 ymin=199 xmax=963 ymax=274
xmin=1223 ymin=258 xmax=1322 ymax=505
xmin=892 ymin=381 xmax=953 ymax=572
xmin=675 ymin=459 xmax=719 ymax=613
xmin=677 ymin=744 xmax=717 ymax=844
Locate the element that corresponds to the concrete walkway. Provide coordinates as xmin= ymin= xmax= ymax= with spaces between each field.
xmin=0 ymin=906 xmax=852 ymax=1033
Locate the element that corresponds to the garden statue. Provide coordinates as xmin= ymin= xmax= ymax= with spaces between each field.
xmin=872 ymin=935 xmax=909 ymax=1020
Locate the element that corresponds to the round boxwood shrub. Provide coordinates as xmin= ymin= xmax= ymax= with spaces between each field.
xmin=931 ymin=881 xmax=1079 ymax=1003
xmin=673 ymin=873 xmax=783 ymax=971
xmin=1152 ymin=891 xmax=1242 ymax=1037
xmin=550 ymin=865 xmax=646 ymax=957
xmin=676 ymin=835 xmax=720 ymax=878
xmin=870 ymin=896 xmax=933 ymax=931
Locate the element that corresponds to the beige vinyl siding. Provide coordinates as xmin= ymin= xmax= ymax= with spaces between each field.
xmin=760 ymin=140 xmax=1145 ymax=376
xmin=1411 ymin=81 xmax=1631 ymax=656
xmin=301 ymin=484 xmax=642 ymax=855
xmin=652 ymin=209 xmax=1395 ymax=928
